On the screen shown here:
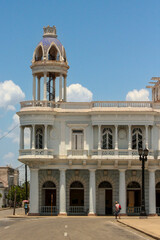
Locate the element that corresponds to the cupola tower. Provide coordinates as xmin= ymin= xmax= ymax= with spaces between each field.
xmin=31 ymin=25 xmax=69 ymax=102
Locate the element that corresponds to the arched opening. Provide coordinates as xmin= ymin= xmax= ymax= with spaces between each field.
xmin=69 ymin=181 xmax=84 ymax=215
xmin=48 ymin=45 xmax=59 ymax=61
xmin=127 ymin=181 xmax=141 ymax=215
xmin=132 ymin=128 xmax=143 ymax=149
xmin=35 ymin=46 xmax=43 ymax=61
xmin=41 ymin=181 xmax=57 ymax=215
xmin=35 ymin=127 xmax=43 ymax=149
xmin=98 ymin=181 xmax=112 ymax=215
xmin=156 ymin=182 xmax=160 ymax=215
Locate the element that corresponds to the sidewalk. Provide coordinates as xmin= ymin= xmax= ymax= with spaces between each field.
xmin=118 ymin=217 xmax=160 ymax=240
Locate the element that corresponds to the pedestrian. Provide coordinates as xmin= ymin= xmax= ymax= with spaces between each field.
xmin=24 ymin=203 xmax=28 ymax=215
xmin=115 ymin=201 xmax=121 ymax=219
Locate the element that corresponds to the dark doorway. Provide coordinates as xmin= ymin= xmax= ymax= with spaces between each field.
xmin=105 ymin=189 xmax=112 ymax=215
xmin=70 ymin=189 xmax=84 ymax=206
xmin=45 ymin=189 xmax=56 ymax=206
xmin=156 ymin=182 xmax=160 ymax=208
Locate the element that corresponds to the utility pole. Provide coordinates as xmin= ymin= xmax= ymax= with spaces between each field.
xmin=25 ymin=165 xmax=28 ymax=200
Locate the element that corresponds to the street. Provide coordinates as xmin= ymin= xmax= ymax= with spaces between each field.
xmin=0 ymin=209 xmax=155 ymax=240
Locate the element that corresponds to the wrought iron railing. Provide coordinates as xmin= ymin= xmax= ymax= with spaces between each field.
xmin=156 ymin=207 xmax=160 ymax=215
xmin=19 ymin=149 xmax=54 ymax=156
xmin=127 ymin=207 xmax=141 ymax=215
xmin=69 ymin=206 xmax=87 ymax=215
xmin=40 ymin=206 xmax=58 ymax=215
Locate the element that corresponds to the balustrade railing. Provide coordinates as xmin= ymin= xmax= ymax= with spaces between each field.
xmin=40 ymin=206 xmax=58 ymax=215
xmin=20 ymin=100 xmax=153 ymax=109
xmin=69 ymin=206 xmax=86 ymax=215
xmin=127 ymin=207 xmax=141 ymax=215
xmin=67 ymin=150 xmax=88 ymax=156
xmin=19 ymin=149 xmax=54 ymax=156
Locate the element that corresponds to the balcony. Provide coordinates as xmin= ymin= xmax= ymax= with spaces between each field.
xmin=19 ymin=149 xmax=54 ymax=156
xmin=67 ymin=150 xmax=88 ymax=158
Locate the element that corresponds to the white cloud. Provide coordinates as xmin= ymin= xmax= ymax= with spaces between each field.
xmin=67 ymin=84 xmax=93 ymax=102
xmin=6 ymin=114 xmax=20 ymax=143
xmin=0 ymin=80 xmax=25 ymax=111
xmin=126 ymin=89 xmax=150 ymax=101
xmin=3 ymin=152 xmax=15 ymax=160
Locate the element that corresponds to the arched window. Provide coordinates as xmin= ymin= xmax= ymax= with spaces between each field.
xmin=102 ymin=128 xmax=113 ymax=149
xmin=35 ymin=46 xmax=43 ymax=61
xmin=36 ymin=128 xmax=43 ymax=149
xmin=70 ymin=181 xmax=84 ymax=189
xmin=132 ymin=128 xmax=143 ymax=149
xmin=48 ymin=46 xmax=59 ymax=61
xmin=127 ymin=181 xmax=140 ymax=189
xmin=98 ymin=181 xmax=112 ymax=188
xmin=43 ymin=181 xmax=56 ymax=188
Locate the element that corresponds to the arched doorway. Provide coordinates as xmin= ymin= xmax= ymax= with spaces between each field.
xmin=127 ymin=181 xmax=141 ymax=215
xmin=156 ymin=182 xmax=160 ymax=215
xmin=42 ymin=181 xmax=56 ymax=214
xmin=98 ymin=181 xmax=112 ymax=215
xmin=69 ymin=181 xmax=84 ymax=215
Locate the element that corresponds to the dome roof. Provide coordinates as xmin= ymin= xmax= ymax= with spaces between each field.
xmin=33 ymin=26 xmax=67 ymax=61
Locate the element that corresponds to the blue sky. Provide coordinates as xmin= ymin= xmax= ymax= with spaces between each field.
xmin=0 ymin=0 xmax=160 ymax=168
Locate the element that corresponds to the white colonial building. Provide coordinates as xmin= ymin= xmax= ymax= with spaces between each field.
xmin=17 ymin=26 xmax=160 ymax=216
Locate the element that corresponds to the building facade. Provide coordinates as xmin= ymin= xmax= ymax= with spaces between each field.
xmin=17 ymin=26 xmax=160 ymax=216
xmin=0 ymin=167 xmax=19 ymax=208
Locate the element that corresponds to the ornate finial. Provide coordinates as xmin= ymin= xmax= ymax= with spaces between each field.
xmin=43 ymin=25 xmax=57 ymax=38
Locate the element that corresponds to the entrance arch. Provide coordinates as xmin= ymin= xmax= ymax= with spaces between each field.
xmin=156 ymin=182 xmax=160 ymax=214
xmin=42 ymin=181 xmax=56 ymax=207
xmin=98 ymin=181 xmax=112 ymax=215
xmin=70 ymin=181 xmax=84 ymax=207
xmin=127 ymin=181 xmax=141 ymax=214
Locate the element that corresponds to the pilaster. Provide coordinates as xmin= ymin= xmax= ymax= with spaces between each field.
xmin=88 ymin=169 xmax=96 ymax=216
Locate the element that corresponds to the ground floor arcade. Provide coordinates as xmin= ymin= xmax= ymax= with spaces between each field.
xmin=29 ymin=169 xmax=160 ymax=216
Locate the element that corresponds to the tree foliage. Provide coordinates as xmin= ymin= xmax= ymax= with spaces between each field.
xmin=7 ymin=182 xmax=30 ymax=204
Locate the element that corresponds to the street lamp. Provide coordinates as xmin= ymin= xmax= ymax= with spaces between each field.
xmin=138 ymin=148 xmax=149 ymax=216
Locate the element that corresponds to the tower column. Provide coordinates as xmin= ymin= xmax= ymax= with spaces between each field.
xmin=20 ymin=126 xmax=24 ymax=149
xmin=64 ymin=75 xmax=67 ymax=101
xmin=44 ymin=124 xmax=48 ymax=150
xmin=145 ymin=125 xmax=149 ymax=149
xmin=88 ymin=169 xmax=96 ymax=215
xmin=98 ymin=125 xmax=101 ymax=150
xmin=32 ymin=75 xmax=36 ymax=101
xmin=43 ymin=72 xmax=47 ymax=101
xmin=59 ymin=169 xmax=67 ymax=215
xmin=59 ymin=74 xmax=63 ymax=101
xmin=115 ymin=125 xmax=118 ymax=150
xmin=32 ymin=124 xmax=35 ymax=150
xmin=128 ymin=125 xmax=132 ymax=150
xmin=37 ymin=76 xmax=41 ymax=101
xmin=149 ymin=169 xmax=156 ymax=215
xmin=119 ymin=169 xmax=126 ymax=214
xmin=29 ymin=168 xmax=39 ymax=215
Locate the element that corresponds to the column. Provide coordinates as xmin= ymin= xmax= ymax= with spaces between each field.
xmin=37 ymin=76 xmax=41 ymax=101
xmin=32 ymin=75 xmax=36 ymax=101
xmin=115 ymin=125 xmax=118 ymax=150
xmin=119 ymin=169 xmax=126 ymax=214
xmin=20 ymin=126 xmax=24 ymax=149
xmin=59 ymin=169 xmax=67 ymax=215
xmin=29 ymin=168 xmax=39 ymax=214
xmin=145 ymin=125 xmax=149 ymax=149
xmin=32 ymin=124 xmax=35 ymax=149
xmin=88 ymin=169 xmax=96 ymax=215
xmin=43 ymin=72 xmax=47 ymax=100
xmin=30 ymin=127 xmax=32 ymax=149
xmin=149 ymin=170 xmax=156 ymax=215
xmin=59 ymin=74 xmax=62 ymax=101
xmin=92 ymin=125 xmax=94 ymax=150
xmin=64 ymin=76 xmax=67 ymax=101
xmin=128 ymin=125 xmax=131 ymax=150
xmin=98 ymin=125 xmax=101 ymax=150
xmin=44 ymin=124 xmax=48 ymax=150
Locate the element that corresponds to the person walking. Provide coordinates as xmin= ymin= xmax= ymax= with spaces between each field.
xmin=115 ymin=201 xmax=121 ymax=219
xmin=24 ymin=203 xmax=28 ymax=215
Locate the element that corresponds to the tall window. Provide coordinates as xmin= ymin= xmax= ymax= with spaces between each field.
xmin=72 ymin=130 xmax=84 ymax=150
xmin=132 ymin=128 xmax=143 ymax=149
xmin=102 ymin=128 xmax=113 ymax=149
xmin=36 ymin=128 xmax=43 ymax=149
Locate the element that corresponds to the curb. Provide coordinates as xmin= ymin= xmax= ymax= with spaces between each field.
xmin=117 ymin=220 xmax=160 ymax=240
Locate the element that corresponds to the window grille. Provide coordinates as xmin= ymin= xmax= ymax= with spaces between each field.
xmin=102 ymin=128 xmax=113 ymax=149
xmin=36 ymin=127 xmax=43 ymax=149
xmin=132 ymin=128 xmax=143 ymax=149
